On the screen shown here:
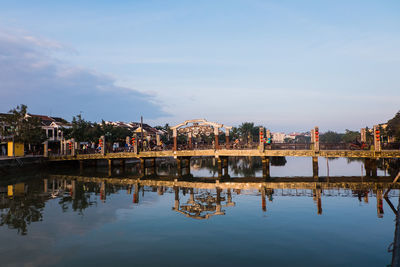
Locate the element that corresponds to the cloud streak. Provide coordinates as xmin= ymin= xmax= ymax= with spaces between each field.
xmin=0 ymin=28 xmax=165 ymax=122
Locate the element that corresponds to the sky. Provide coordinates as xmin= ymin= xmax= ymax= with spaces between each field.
xmin=0 ymin=0 xmax=399 ymax=132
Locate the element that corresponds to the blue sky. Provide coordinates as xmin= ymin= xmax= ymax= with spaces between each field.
xmin=0 ymin=0 xmax=399 ymax=132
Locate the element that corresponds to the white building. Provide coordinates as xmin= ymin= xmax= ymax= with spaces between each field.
xmin=272 ymin=132 xmax=286 ymax=143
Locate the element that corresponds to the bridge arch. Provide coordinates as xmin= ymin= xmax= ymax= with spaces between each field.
xmin=171 ymin=119 xmax=232 ymax=150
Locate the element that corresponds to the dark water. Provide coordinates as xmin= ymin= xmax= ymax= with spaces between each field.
xmin=0 ymin=157 xmax=399 ymax=267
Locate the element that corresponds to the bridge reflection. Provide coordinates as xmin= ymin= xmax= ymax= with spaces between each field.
xmin=43 ymin=174 xmax=400 ymax=218
xmin=1 ymin=174 xmax=399 ymax=235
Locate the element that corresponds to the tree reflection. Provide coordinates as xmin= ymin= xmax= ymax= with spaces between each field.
xmin=0 ymin=182 xmax=45 ymax=235
xmin=57 ymin=181 xmax=97 ymax=215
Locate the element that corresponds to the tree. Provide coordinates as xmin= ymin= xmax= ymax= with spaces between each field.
xmin=237 ymin=122 xmax=261 ymax=143
xmin=342 ymin=129 xmax=360 ymax=143
xmin=387 ymin=111 xmax=400 ymax=141
xmin=295 ymin=135 xmax=311 ymax=143
xmin=0 ymin=104 xmax=46 ymax=145
xmin=320 ymin=131 xmax=343 ymax=143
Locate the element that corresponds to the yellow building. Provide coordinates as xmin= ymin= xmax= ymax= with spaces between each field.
xmin=7 ymin=141 xmax=24 ymax=157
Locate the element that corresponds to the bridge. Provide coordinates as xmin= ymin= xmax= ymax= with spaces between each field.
xmin=47 ymin=174 xmax=400 ymax=217
xmin=47 ymin=119 xmax=400 ymax=178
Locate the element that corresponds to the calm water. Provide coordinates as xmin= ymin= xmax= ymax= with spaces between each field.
xmin=0 ymin=157 xmax=399 ymax=267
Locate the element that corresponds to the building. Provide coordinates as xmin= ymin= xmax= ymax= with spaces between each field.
xmin=104 ymin=121 xmax=165 ymax=137
xmin=26 ymin=114 xmax=71 ymax=141
xmin=272 ymin=132 xmax=285 ymax=143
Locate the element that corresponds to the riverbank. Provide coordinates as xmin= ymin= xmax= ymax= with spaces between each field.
xmin=0 ymin=156 xmax=46 ymax=176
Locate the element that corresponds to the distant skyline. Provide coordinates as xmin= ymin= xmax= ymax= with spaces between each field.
xmin=0 ymin=0 xmax=399 ymax=132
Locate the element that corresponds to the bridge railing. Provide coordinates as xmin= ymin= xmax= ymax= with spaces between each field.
xmin=320 ymin=143 xmax=349 ymax=150
xmin=270 ymin=143 xmax=311 ymax=150
xmin=50 ymin=140 xmax=400 ymax=157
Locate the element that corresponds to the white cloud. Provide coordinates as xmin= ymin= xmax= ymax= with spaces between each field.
xmin=0 ymin=27 xmax=165 ymax=122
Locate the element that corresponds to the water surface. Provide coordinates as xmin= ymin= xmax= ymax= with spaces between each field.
xmin=0 ymin=157 xmax=398 ymax=266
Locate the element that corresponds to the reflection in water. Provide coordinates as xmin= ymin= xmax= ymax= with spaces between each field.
xmin=0 ymin=182 xmax=44 ymax=235
xmin=1 ymin=173 xmax=399 ymax=236
xmin=1 ymin=157 xmax=400 ymax=266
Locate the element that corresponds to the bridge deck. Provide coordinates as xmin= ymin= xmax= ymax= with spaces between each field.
xmin=49 ymin=174 xmax=400 ymax=190
xmin=48 ymin=149 xmax=400 ymax=161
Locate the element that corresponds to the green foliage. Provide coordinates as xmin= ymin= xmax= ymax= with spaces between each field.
xmin=295 ymin=135 xmax=311 ymax=143
xmin=320 ymin=131 xmax=343 ymax=143
xmin=237 ymin=122 xmax=262 ymax=143
xmin=0 ymin=104 xmax=46 ymax=144
xmin=64 ymin=115 xmax=133 ymax=142
xmin=155 ymin=124 xmax=171 ymax=144
xmin=387 ymin=111 xmax=400 ymax=141
xmin=342 ymin=129 xmax=360 ymax=143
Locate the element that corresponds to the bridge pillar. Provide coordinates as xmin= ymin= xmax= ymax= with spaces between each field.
xmin=373 ymin=125 xmax=381 ymax=152
xmin=60 ymin=138 xmax=64 ymax=155
xmin=176 ymin=157 xmax=182 ymax=177
xmin=188 ymin=188 xmax=195 ymax=204
xmin=108 ymin=159 xmax=112 ymax=176
xmin=217 ymin=157 xmax=223 ymax=178
xmin=259 ymin=127 xmax=264 ymax=152
xmin=225 ymin=128 xmax=230 ymax=149
xmin=71 ymin=180 xmax=76 ymax=200
xmin=216 ymin=188 xmax=222 ymax=213
xmin=61 ymin=138 xmax=68 ymax=155
xmin=365 ymin=158 xmax=377 ymax=177
xmin=100 ymin=181 xmax=106 ymax=202
xmin=133 ymin=183 xmax=139 ymax=203
xmin=139 ymin=158 xmax=145 ymax=175
xmin=314 ymin=188 xmax=322 ymax=215
xmin=43 ymin=179 xmax=48 ymax=193
xmin=371 ymin=159 xmax=377 ymax=177
xmin=214 ymin=127 xmax=219 ymax=150
xmin=151 ymin=158 xmax=156 ymax=175
xmin=222 ymin=157 xmax=229 ymax=177
xmin=120 ymin=159 xmax=125 ymax=170
xmin=185 ymin=157 xmax=191 ymax=175
xmin=71 ymin=138 xmax=76 ymax=157
xmin=174 ymin=186 xmax=180 ymax=210
xmin=188 ymin=132 xmax=192 ymax=150
xmin=312 ymin=157 xmax=319 ymax=179
xmin=100 ymin=136 xmax=106 ymax=155
xmin=262 ymin=156 xmax=270 ymax=178
xmin=173 ymin=128 xmax=177 ymax=151
xmin=79 ymin=160 xmax=84 ymax=173
xmin=261 ymin=187 xmax=266 ymax=212
xmin=44 ymin=141 xmax=49 ymax=157
xmin=311 ymin=127 xmax=319 ymax=152
xmin=361 ymin=128 xmax=367 ymax=143
xmin=377 ymin=189 xmax=384 ymax=218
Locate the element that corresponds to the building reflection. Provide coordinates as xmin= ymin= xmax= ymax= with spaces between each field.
xmin=1 ymin=174 xmax=400 ymax=237
xmin=172 ymin=187 xmax=234 ymax=219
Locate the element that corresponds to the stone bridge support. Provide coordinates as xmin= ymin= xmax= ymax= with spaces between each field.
xmin=174 ymin=186 xmax=180 ymax=210
xmin=365 ymin=158 xmax=377 ymax=177
xmin=133 ymin=183 xmax=139 ymax=203
xmin=312 ymin=157 xmax=319 ymax=179
xmin=262 ymin=156 xmax=270 ymax=178
xmin=176 ymin=157 xmax=191 ymax=177
xmin=216 ymin=156 xmax=229 ymax=178
xmin=108 ymin=159 xmax=113 ymax=176
xmin=261 ymin=187 xmax=267 ymax=212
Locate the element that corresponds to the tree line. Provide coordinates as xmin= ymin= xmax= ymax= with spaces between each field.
xmin=1 ymin=105 xmax=400 ymax=146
